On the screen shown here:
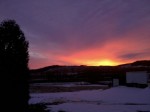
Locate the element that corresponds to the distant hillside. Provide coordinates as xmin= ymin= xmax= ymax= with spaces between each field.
xmin=30 ymin=60 xmax=150 ymax=72
xmin=29 ymin=60 xmax=150 ymax=83
xmin=118 ymin=60 xmax=150 ymax=67
xmin=30 ymin=65 xmax=62 ymax=73
xmin=131 ymin=60 xmax=150 ymax=66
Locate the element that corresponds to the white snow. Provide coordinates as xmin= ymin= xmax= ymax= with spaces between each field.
xmin=29 ymin=86 xmax=150 ymax=112
xmin=50 ymin=103 xmax=150 ymax=112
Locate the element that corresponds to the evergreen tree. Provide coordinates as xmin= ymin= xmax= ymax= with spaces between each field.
xmin=0 ymin=20 xmax=29 ymax=112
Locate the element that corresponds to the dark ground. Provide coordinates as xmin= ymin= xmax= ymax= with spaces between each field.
xmin=30 ymin=84 xmax=109 ymax=93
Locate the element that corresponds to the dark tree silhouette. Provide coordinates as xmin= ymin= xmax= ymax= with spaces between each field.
xmin=0 ymin=20 xmax=29 ymax=112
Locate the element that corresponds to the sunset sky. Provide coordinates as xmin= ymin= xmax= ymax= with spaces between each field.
xmin=0 ymin=0 xmax=150 ymax=69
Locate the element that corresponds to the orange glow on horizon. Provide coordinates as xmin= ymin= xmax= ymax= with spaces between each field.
xmin=59 ymin=55 xmax=123 ymax=66
xmin=92 ymin=59 xmax=119 ymax=66
xmin=73 ymin=59 xmax=119 ymax=66
xmin=78 ymin=59 xmax=121 ymax=66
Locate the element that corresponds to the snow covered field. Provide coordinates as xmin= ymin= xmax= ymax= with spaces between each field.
xmin=29 ymin=86 xmax=150 ymax=112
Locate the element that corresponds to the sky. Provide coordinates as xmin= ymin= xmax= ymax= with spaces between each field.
xmin=0 ymin=0 xmax=150 ymax=69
